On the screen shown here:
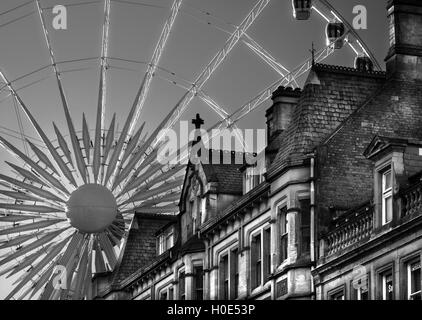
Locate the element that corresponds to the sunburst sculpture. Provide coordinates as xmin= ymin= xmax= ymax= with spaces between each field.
xmin=0 ymin=0 xmax=186 ymax=300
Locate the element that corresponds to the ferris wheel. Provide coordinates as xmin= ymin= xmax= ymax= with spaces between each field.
xmin=0 ymin=0 xmax=380 ymax=300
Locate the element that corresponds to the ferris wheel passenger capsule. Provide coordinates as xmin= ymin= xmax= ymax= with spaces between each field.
xmin=354 ymin=55 xmax=374 ymax=72
xmin=292 ymin=0 xmax=312 ymax=20
xmin=326 ymin=21 xmax=345 ymax=49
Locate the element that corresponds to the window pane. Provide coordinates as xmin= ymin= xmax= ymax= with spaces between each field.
xmin=383 ymin=272 xmax=394 ymax=300
xmin=410 ymin=262 xmax=421 ymax=300
xmin=385 ymin=196 xmax=393 ymax=223
xmin=194 ymin=267 xmax=203 ymax=301
xmin=383 ymin=170 xmax=392 ymax=190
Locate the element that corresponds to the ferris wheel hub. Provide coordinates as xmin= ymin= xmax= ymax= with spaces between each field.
xmin=66 ymin=184 xmax=117 ymax=234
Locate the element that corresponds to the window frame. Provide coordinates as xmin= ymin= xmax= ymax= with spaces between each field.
xmin=278 ymin=206 xmax=288 ymax=264
xmin=350 ymin=273 xmax=370 ymax=300
xmin=193 ymin=265 xmax=204 ymax=301
xmin=251 ymin=233 xmax=262 ymax=290
xmin=381 ymin=167 xmax=393 ymax=225
xmin=178 ymin=270 xmax=186 ymax=300
xmin=377 ymin=265 xmax=394 ymax=300
xmin=407 ymin=259 xmax=421 ymax=300
xmin=328 ymin=285 xmax=346 ymax=300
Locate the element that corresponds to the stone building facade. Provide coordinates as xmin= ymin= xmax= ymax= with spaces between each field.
xmin=93 ymin=0 xmax=422 ymax=300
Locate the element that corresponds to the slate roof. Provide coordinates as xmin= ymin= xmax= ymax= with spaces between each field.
xmin=200 ymin=149 xmax=247 ymax=195
xmin=266 ymin=64 xmax=387 ymax=179
xmin=202 ymin=163 xmax=244 ymax=195
xmin=111 ymin=213 xmax=176 ymax=286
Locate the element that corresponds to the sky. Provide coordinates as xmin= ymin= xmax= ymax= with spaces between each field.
xmin=0 ymin=0 xmax=389 ymax=299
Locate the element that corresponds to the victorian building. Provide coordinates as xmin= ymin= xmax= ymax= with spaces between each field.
xmin=93 ymin=0 xmax=422 ymax=300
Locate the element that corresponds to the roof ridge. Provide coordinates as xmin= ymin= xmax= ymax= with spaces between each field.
xmin=314 ymin=63 xmax=386 ymax=77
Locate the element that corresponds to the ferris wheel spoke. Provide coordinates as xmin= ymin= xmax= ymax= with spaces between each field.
xmin=132 ymin=192 xmax=181 ymax=208
xmin=119 ymin=163 xmax=164 ymax=196
xmin=0 ymin=243 xmax=54 ymax=278
xmin=0 ymin=71 xmax=78 ymax=189
xmin=155 ymin=0 xmax=270 ymax=147
xmin=94 ymin=238 xmax=107 ymax=273
xmin=98 ymin=232 xmax=117 ymax=270
xmin=196 ymin=92 xmax=247 ymax=150
xmin=0 ymin=173 xmax=65 ymax=203
xmin=211 ymin=34 xmax=348 ymax=132
xmin=82 ymin=114 xmax=92 ymax=168
xmin=111 ymin=123 xmax=146 ymax=189
xmin=129 ymin=204 xmax=179 ymax=215
xmin=121 ymin=176 xmax=183 ymax=206
xmin=35 ymin=0 xmax=88 ymax=185
xmin=4 ymin=161 xmax=46 ymax=186
xmin=37 ymin=232 xmax=83 ymax=300
xmin=0 ymin=232 xmax=46 ymax=250
xmin=111 ymin=103 xmax=179 ymax=191
xmin=0 ymin=213 xmax=45 ymax=223
xmin=0 ymin=136 xmax=70 ymax=195
xmin=94 ymin=0 xmax=111 ymax=184
xmin=53 ymin=123 xmax=75 ymax=169
xmin=0 ymin=228 xmax=68 ymax=268
xmin=0 ymin=219 xmax=67 ymax=237
xmin=70 ymin=239 xmax=91 ymax=300
xmin=316 ymin=0 xmax=381 ymax=70
xmin=25 ymin=140 xmax=59 ymax=177
xmin=27 ymin=261 xmax=57 ymax=300
xmin=120 ymin=122 xmax=145 ymax=166
xmin=4 ymin=234 xmax=71 ymax=300
xmin=103 ymin=0 xmax=184 ymax=188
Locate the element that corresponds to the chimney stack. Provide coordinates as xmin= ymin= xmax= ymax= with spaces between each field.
xmin=385 ymin=0 xmax=422 ymax=81
xmin=266 ymin=86 xmax=301 ymax=143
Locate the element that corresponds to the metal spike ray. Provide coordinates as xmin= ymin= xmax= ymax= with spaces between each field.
xmin=118 ymin=163 xmax=183 ymax=198
xmin=111 ymin=123 xmax=145 ymax=190
xmin=35 ymin=0 xmax=88 ymax=184
xmin=112 ymin=101 xmax=181 ymax=192
xmin=0 ymin=213 xmax=41 ymax=223
xmin=5 ymin=235 xmax=71 ymax=300
xmin=121 ymin=122 xmax=145 ymax=165
xmin=0 ymin=219 xmax=65 ymax=236
xmin=26 ymin=140 xmax=59 ymax=176
xmin=38 ymin=233 xmax=84 ymax=300
xmin=0 ymin=228 xmax=68 ymax=267
xmin=103 ymin=0 xmax=184 ymax=187
xmin=94 ymin=0 xmax=112 ymax=184
xmin=0 ymin=136 xmax=70 ymax=195
xmin=122 ymin=177 xmax=184 ymax=205
xmin=0 ymin=232 xmax=43 ymax=250
xmin=0 ymin=173 xmax=65 ymax=203
xmin=131 ymin=192 xmax=181 ymax=208
xmin=94 ymin=239 xmax=107 ymax=273
xmin=82 ymin=113 xmax=91 ymax=165
xmin=53 ymin=123 xmax=74 ymax=169
xmin=0 ymin=71 xmax=78 ymax=189
xmin=5 ymin=161 xmax=45 ymax=186
xmin=98 ymin=232 xmax=117 ymax=270
xmin=71 ymin=240 xmax=90 ymax=300
xmin=28 ymin=262 xmax=56 ymax=300
xmin=103 ymin=113 xmax=116 ymax=164
xmin=126 ymin=204 xmax=179 ymax=215
xmin=1 ymin=243 xmax=54 ymax=278
xmin=0 ymin=203 xmax=64 ymax=214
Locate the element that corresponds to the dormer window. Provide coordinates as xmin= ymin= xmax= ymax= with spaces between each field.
xmin=381 ymin=167 xmax=393 ymax=225
xmin=157 ymin=227 xmax=174 ymax=255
